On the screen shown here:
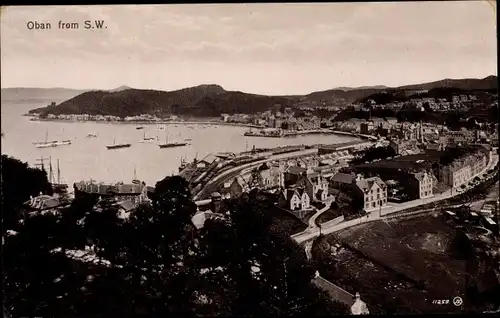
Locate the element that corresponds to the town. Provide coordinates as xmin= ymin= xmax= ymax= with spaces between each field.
xmin=4 ymin=3 xmax=499 ymax=317
xmin=17 ymin=97 xmax=500 ymax=314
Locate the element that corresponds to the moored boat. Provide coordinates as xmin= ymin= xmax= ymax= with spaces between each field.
xmin=138 ymin=132 xmax=159 ymax=143
xmin=107 ymin=137 xmax=131 ymax=150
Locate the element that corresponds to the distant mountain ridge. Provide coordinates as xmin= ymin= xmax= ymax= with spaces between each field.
xmin=335 ymin=85 xmax=388 ymax=91
xmin=21 ymin=75 xmax=497 ymax=118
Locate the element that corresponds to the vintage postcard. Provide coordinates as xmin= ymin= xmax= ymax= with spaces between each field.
xmin=1 ymin=3 xmax=498 ymax=317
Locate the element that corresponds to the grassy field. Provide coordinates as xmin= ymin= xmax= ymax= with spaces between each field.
xmin=270 ymin=207 xmax=307 ymax=236
xmin=317 ymin=207 xmax=344 ymax=224
xmin=334 ymin=215 xmax=467 ymax=299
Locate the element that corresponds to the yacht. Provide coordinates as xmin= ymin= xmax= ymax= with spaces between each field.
xmin=106 ymin=137 xmax=131 ymax=150
xmin=158 ymin=131 xmax=187 ymax=149
xmin=139 ymin=132 xmax=159 ymax=143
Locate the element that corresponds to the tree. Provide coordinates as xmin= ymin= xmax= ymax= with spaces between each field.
xmin=1 ymin=155 xmax=53 ymax=233
xmin=3 ymin=164 xmax=349 ymax=317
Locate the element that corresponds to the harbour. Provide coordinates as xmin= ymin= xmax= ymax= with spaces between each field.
xmin=1 ymin=101 xmax=360 ymax=188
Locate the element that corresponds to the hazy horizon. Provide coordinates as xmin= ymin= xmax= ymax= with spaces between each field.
xmin=1 ymin=3 xmax=497 ymax=95
xmin=1 ymin=73 xmax=497 ymax=95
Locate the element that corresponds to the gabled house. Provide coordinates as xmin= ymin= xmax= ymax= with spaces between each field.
xmin=23 ymin=193 xmax=64 ymax=215
xmin=353 ymin=176 xmax=388 ymax=212
xmin=278 ymin=187 xmax=311 ymax=211
xmin=296 ymin=173 xmax=331 ymax=202
xmin=284 ymin=165 xmax=309 ymax=187
xmin=196 ymin=154 xmax=219 ymax=169
xmin=330 ymin=172 xmax=356 ymax=191
xmin=116 ymin=200 xmax=136 ymax=220
xmin=74 ymin=180 xmax=149 ymax=206
xmin=409 ymin=171 xmax=435 ymax=199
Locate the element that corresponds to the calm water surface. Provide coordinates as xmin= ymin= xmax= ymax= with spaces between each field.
xmin=1 ymin=99 xmax=358 ymax=186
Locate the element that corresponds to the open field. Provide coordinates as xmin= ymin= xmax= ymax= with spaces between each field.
xmin=334 ymin=215 xmax=467 ymax=300
xmin=317 ymin=207 xmax=344 ymax=224
xmin=270 ymin=207 xmax=307 ymax=236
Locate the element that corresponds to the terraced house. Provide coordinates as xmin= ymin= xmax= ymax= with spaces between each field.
xmin=353 ymin=176 xmax=388 ymax=212
xmin=439 ymin=147 xmax=489 ymax=188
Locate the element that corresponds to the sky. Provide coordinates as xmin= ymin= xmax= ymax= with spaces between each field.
xmin=1 ymin=2 xmax=497 ymax=95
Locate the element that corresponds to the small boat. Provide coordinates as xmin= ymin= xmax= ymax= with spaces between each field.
xmin=106 ymin=137 xmax=131 ymax=150
xmin=159 ymin=142 xmax=187 ymax=149
xmin=139 ymin=132 xmax=159 ymax=143
xmin=136 ymin=126 xmax=144 ymax=130
xmin=158 ymin=131 xmax=187 ymax=149
xmin=55 ymin=140 xmax=72 ymax=146
xmin=184 ymin=138 xmax=192 ymax=141
xmin=35 ymin=130 xmax=72 ymax=148
xmin=86 ymin=133 xmax=98 ymax=138
xmin=36 ymin=141 xmax=58 ymax=148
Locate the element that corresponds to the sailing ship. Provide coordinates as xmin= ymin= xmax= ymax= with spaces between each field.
xmin=34 ymin=129 xmax=72 ymax=148
xmin=49 ymin=157 xmax=69 ymax=192
xmin=106 ymin=137 xmax=131 ymax=150
xmin=138 ymin=131 xmax=159 ymax=143
xmin=158 ymin=131 xmax=187 ymax=149
xmin=34 ymin=157 xmax=68 ymax=192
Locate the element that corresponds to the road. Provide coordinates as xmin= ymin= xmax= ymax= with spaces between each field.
xmin=293 ymin=151 xmax=498 ymax=244
xmin=308 ymin=198 xmax=334 ymax=228
xmin=193 ymin=148 xmax=318 ymax=200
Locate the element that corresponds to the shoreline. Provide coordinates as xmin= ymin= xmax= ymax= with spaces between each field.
xmin=26 ymin=116 xmax=263 ymax=128
xmin=25 ymin=116 xmax=370 ymax=140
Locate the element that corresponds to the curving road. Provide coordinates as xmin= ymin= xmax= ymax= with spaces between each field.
xmin=293 ymin=151 xmax=498 ymax=244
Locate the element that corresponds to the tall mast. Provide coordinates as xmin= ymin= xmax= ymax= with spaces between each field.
xmin=45 ymin=129 xmax=48 ymax=142
xmin=57 ymin=159 xmax=61 ymax=184
xmin=134 ymin=164 xmax=137 ymax=181
xmin=49 ymin=156 xmax=54 ymax=184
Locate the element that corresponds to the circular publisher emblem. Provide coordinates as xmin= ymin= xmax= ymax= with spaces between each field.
xmin=453 ymin=296 xmax=463 ymax=307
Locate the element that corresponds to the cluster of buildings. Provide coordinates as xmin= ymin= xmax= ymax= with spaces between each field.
xmin=73 ymin=179 xmax=152 ymax=218
xmin=221 ymin=109 xmax=322 ymax=131
xmin=42 ymin=113 xmax=122 ymax=121
xmin=362 ymin=94 xmax=483 ymax=112
xmin=438 ymin=146 xmax=490 ymax=189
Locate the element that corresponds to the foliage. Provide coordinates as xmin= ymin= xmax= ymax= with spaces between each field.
xmin=3 ymin=164 xmax=348 ymax=317
xmin=1 ymin=155 xmax=53 ymax=234
xmin=350 ymin=146 xmax=396 ymax=165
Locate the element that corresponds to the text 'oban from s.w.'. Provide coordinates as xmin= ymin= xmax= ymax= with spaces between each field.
xmin=26 ymin=20 xmax=107 ymax=30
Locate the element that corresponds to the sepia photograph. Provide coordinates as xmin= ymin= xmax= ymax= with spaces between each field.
xmin=1 ymin=2 xmax=499 ymax=316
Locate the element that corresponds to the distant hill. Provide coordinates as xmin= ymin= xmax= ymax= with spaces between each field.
xmin=335 ymin=85 xmax=388 ymax=91
xmin=28 ymin=84 xmax=278 ymax=118
xmin=395 ymin=75 xmax=497 ymax=91
xmin=26 ymin=75 xmax=497 ymax=118
xmin=109 ymin=86 xmax=132 ymax=92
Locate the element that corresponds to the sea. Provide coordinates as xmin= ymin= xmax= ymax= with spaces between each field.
xmin=1 ymin=97 xmax=358 ymax=187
